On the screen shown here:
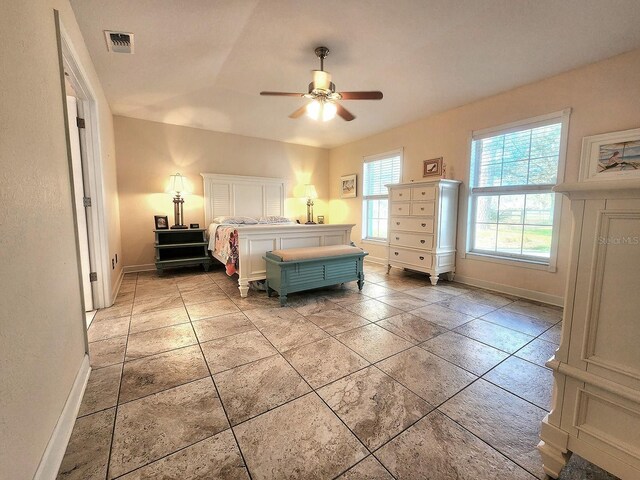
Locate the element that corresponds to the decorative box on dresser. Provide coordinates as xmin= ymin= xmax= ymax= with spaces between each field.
xmin=386 ymin=179 xmax=461 ymax=285
xmin=539 ymin=179 xmax=640 ymax=480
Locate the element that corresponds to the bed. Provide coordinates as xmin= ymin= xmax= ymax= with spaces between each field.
xmin=201 ymin=173 xmax=355 ymax=297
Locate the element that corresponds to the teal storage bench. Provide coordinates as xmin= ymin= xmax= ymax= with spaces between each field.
xmin=263 ymin=245 xmax=368 ymax=306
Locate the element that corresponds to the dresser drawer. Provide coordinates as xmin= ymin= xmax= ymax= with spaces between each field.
xmin=390 ymin=188 xmax=411 ymax=201
xmin=411 ymin=202 xmax=435 ymax=216
xmin=390 ymin=217 xmax=434 ymax=234
xmin=389 ymin=247 xmax=433 ymax=269
xmin=390 ymin=232 xmax=434 ymax=250
xmin=391 ymin=202 xmax=410 ymax=216
xmin=412 ymin=185 xmax=436 ymax=201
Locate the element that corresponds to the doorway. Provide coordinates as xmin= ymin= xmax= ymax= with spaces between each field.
xmin=60 ymin=22 xmax=112 ymax=326
xmin=65 ymin=89 xmax=95 ymax=324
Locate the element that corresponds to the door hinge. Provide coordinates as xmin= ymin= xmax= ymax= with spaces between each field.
xmin=76 ymin=117 xmax=85 ymax=129
xmin=83 ymin=197 xmax=91 ymax=207
xmin=89 ymin=272 xmax=98 ymax=282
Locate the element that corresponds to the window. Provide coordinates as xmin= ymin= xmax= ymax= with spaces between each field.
xmin=362 ymin=150 xmax=402 ymax=241
xmin=468 ymin=110 xmax=569 ymax=267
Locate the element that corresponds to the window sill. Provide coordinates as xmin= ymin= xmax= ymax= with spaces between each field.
xmin=361 ymin=239 xmax=387 ymax=246
xmin=464 ymin=251 xmax=557 ymax=272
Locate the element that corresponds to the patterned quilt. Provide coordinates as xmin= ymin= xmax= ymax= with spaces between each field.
xmin=214 ymin=225 xmax=239 ymax=275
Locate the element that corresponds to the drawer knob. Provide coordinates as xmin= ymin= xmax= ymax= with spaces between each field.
xmin=419 ymin=256 xmax=424 ymax=260
xmin=421 ymin=223 xmax=426 ymax=227
xmin=421 ymin=191 xmax=425 ymax=195
xmin=420 ymin=207 xmax=424 ymax=211
xmin=399 ymin=193 xmax=403 ymax=196
xmin=396 ymin=222 xmax=400 ymax=226
xmin=395 ymin=237 xmax=399 ymax=240
xmin=420 ymin=240 xmax=425 ymax=244
xmin=394 ymin=252 xmax=399 ymax=256
xmin=399 ymin=207 xmax=403 ymax=210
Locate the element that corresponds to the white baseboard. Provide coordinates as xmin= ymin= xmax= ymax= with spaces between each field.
xmin=454 ymin=273 xmax=564 ymax=307
xmin=34 ymin=355 xmax=91 ymax=480
xmin=110 ymin=267 xmax=125 ymax=305
xmin=123 ymin=263 xmax=155 ymax=274
xmin=364 ymin=255 xmax=387 ymax=266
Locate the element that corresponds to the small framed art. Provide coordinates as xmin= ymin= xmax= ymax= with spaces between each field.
xmin=154 ymin=215 xmax=169 ymax=230
xmin=340 ymin=174 xmax=357 ymax=198
xmin=579 ymin=128 xmax=640 ymax=182
xmin=317 ymin=215 xmax=325 ymax=224
xmin=423 ymin=157 xmax=443 ymax=177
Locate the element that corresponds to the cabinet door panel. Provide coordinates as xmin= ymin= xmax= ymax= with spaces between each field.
xmin=582 ymin=207 xmax=640 ymax=384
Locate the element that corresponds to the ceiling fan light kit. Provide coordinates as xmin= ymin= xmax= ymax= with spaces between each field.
xmin=260 ymin=46 xmax=383 ymax=122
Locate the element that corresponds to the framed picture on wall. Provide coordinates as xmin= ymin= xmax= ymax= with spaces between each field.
xmin=154 ymin=215 xmax=169 ymax=230
xmin=423 ymin=157 xmax=443 ymax=177
xmin=579 ymin=128 xmax=640 ymax=181
xmin=340 ymin=174 xmax=357 ymax=198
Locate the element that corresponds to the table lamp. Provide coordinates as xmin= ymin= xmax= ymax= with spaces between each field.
xmin=305 ymin=184 xmax=318 ymax=224
xmin=168 ymin=173 xmax=188 ymax=229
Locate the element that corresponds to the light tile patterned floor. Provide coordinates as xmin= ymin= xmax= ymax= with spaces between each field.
xmin=58 ymin=263 xmax=619 ymax=480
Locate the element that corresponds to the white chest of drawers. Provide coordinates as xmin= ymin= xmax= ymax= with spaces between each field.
xmin=386 ymin=179 xmax=461 ymax=285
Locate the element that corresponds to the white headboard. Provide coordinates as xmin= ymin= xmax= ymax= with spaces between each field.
xmin=201 ymin=173 xmax=286 ymax=225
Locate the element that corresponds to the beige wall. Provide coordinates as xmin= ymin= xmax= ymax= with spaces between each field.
xmin=329 ymin=48 xmax=640 ymax=303
xmin=114 ymin=116 xmax=329 ymax=267
xmin=0 ymin=1 xmax=120 ymax=478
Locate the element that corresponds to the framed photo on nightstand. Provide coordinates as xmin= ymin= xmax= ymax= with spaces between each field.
xmin=154 ymin=215 xmax=169 ymax=230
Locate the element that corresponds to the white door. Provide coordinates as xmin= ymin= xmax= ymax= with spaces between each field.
xmin=66 ymin=96 xmax=93 ymax=311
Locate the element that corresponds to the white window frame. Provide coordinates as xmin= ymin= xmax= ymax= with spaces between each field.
xmin=466 ymin=108 xmax=571 ymax=271
xmin=361 ymin=148 xmax=403 ymax=244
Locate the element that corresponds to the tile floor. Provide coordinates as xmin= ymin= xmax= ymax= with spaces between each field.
xmin=58 ymin=263 xmax=619 ymax=480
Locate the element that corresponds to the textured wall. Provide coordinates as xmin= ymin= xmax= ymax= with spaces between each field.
xmin=0 ymin=3 xmax=86 ymax=479
xmin=0 ymin=1 xmax=120 ymax=478
xmin=329 ymin=48 xmax=640 ymax=302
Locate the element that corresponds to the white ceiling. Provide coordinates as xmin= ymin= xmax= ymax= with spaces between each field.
xmin=70 ymin=0 xmax=640 ymax=149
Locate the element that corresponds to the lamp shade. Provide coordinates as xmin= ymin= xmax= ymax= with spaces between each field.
xmin=168 ymin=173 xmax=186 ymax=194
xmin=304 ymin=184 xmax=318 ymax=200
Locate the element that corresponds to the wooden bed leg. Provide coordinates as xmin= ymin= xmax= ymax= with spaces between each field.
xmin=279 ymin=294 xmax=287 ymax=307
xmin=429 ymin=274 xmax=439 ymax=286
xmin=358 ymin=274 xmax=364 ymax=291
xmin=386 ymin=264 xmax=391 ymax=274
xmin=238 ymin=280 xmax=249 ymax=298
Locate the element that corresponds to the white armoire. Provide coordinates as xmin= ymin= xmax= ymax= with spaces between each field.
xmin=539 ymin=179 xmax=640 ymax=479
xmin=386 ymin=179 xmax=460 ymax=285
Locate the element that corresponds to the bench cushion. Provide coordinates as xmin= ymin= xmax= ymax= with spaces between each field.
xmin=270 ymin=245 xmax=363 ymax=262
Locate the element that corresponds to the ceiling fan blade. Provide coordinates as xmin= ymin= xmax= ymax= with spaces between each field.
xmin=260 ymin=91 xmax=305 ymax=97
xmin=339 ymin=91 xmax=383 ymax=100
xmin=336 ymin=103 xmax=355 ymax=121
xmin=288 ymin=104 xmax=308 ymax=119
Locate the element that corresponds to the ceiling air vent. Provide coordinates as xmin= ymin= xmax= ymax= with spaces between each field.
xmin=104 ymin=31 xmax=134 ymax=54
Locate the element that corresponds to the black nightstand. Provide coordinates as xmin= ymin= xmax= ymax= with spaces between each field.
xmin=154 ymin=229 xmax=212 ymax=273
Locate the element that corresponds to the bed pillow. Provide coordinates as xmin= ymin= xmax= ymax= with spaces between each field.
xmin=213 ymin=216 xmax=258 ymax=225
xmin=259 ymin=215 xmax=292 ymax=224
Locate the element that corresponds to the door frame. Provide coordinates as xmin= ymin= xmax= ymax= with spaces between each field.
xmin=60 ymin=23 xmax=111 ymax=310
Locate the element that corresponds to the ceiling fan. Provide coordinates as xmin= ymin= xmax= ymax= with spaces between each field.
xmin=260 ymin=46 xmax=383 ymax=122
